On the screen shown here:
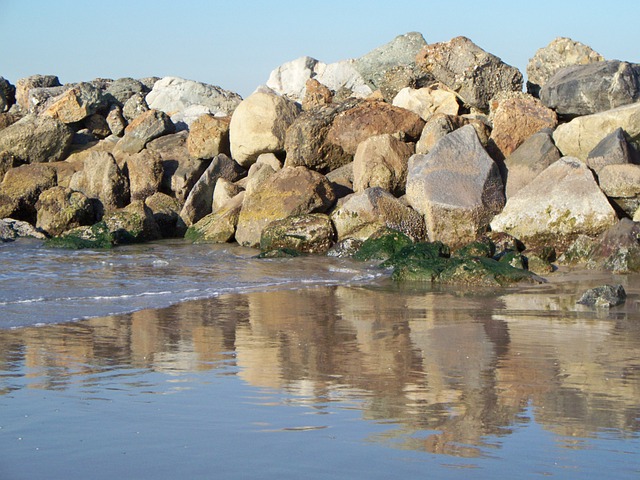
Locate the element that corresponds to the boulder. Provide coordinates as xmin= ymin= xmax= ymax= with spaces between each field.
xmin=577 ymin=284 xmax=626 ymax=308
xmin=283 ymin=98 xmax=360 ymax=173
xmin=553 ymin=102 xmax=640 ymax=159
xmin=125 ymin=149 xmax=164 ymax=201
xmin=326 ymin=100 xmax=424 ymax=155
xmin=301 ymin=78 xmax=333 ymax=110
xmin=0 ymin=151 xmax=22 ymax=181
xmin=415 ymin=113 xmax=490 ymax=155
xmin=179 ymin=153 xmax=245 ymax=226
xmin=235 ymin=166 xmax=336 ymax=247
xmin=0 ymin=111 xmax=21 ymax=132
xmin=416 ymin=36 xmax=523 ymax=112
xmin=488 ymin=93 xmax=558 ymax=159
xmin=260 ymin=213 xmax=335 ymax=254
xmin=0 ymin=77 xmax=16 ymax=112
xmin=212 ymin=177 xmax=243 ymax=213
xmin=325 ymin=161 xmax=354 ymax=198
xmin=144 ymin=192 xmax=185 ymax=238
xmin=490 ymin=157 xmax=618 ymax=246
xmin=44 ymin=221 xmax=114 ymax=249
xmin=186 ymin=191 xmax=245 ymax=243
xmin=266 ymin=56 xmax=323 ymax=102
xmin=406 ymin=124 xmax=505 ymax=247
xmin=35 ymin=186 xmax=95 ymax=236
xmin=392 ymin=85 xmax=459 ymax=121
xmin=0 ymin=114 xmax=74 ymax=163
xmin=68 ymin=151 xmax=129 ymax=217
xmin=186 ymin=114 xmax=230 ymax=159
xmin=115 ymin=109 xmax=175 ymax=154
xmin=598 ymin=163 xmax=640 ymax=217
xmin=84 ymin=113 xmax=111 ymax=138
xmin=586 ymin=127 xmax=637 ymax=174
xmin=42 ymin=82 xmax=106 ymax=124
xmin=103 ymin=200 xmax=161 ymax=244
xmin=540 ymin=60 xmax=640 ymax=118
xmin=122 ymin=92 xmax=150 ymax=122
xmin=103 ymin=77 xmax=149 ymax=107
xmin=145 ymin=76 xmax=242 ymax=117
xmin=526 ymin=37 xmax=604 ymax=97
xmin=229 ymin=89 xmax=300 ymax=167
xmin=352 ymin=134 xmax=415 ymax=196
xmin=106 ymin=105 xmax=127 ymax=136
xmin=15 ymin=74 xmax=61 ymax=111
xmin=503 ymin=128 xmax=561 ymax=198
xmin=0 ymin=218 xmax=46 ymax=242
xmin=25 ymin=85 xmax=71 ymax=115
xmin=330 ymin=187 xmax=426 ymax=242
xmin=0 ymin=163 xmax=57 ymax=222
xmin=314 ymin=59 xmax=373 ymax=100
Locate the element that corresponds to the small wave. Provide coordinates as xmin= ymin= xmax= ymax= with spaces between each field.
xmin=0 ymin=297 xmax=46 ymax=306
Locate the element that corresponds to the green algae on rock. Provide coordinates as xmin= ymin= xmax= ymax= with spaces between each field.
xmin=352 ymin=228 xmax=414 ymax=261
xmin=44 ymin=221 xmax=113 ymax=249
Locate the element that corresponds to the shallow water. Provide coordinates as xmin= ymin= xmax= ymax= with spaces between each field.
xmin=1 ymin=241 xmax=640 ymax=479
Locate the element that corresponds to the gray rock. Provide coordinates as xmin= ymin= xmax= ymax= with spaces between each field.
xmin=586 ymin=127 xmax=637 ymax=174
xmin=577 ymin=284 xmax=626 ymax=307
xmin=35 ymin=186 xmax=95 ymax=236
xmin=122 ymin=92 xmax=150 ymax=122
xmin=598 ymin=163 xmax=640 ymax=217
xmin=115 ymin=109 xmax=175 ymax=154
xmin=266 ymin=56 xmax=323 ymax=102
xmin=540 ymin=60 xmax=640 ymax=118
xmin=144 ymin=192 xmax=185 ymax=238
xmin=15 ymin=74 xmax=61 ymax=111
xmin=0 ymin=218 xmax=46 ymax=242
xmin=0 ymin=114 xmax=73 ymax=163
xmin=212 ymin=177 xmax=244 ymax=213
xmin=260 ymin=213 xmax=335 ymax=254
xmin=104 ymin=77 xmax=149 ymax=107
xmin=42 ymin=82 xmax=106 ymax=123
xmin=0 ymin=77 xmax=15 ymax=112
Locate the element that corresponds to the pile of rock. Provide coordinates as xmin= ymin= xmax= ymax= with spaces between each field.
xmin=1 ymin=32 xmax=640 ymax=278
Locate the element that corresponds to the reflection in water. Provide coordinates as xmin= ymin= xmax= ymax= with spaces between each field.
xmin=1 ymin=275 xmax=640 ymax=477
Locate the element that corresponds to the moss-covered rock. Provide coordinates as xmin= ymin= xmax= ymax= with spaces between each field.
xmin=256 ymin=248 xmax=301 ymax=258
xmin=260 ymin=213 xmax=335 ymax=254
xmin=44 ymin=221 xmax=113 ymax=249
xmin=352 ymin=228 xmax=414 ymax=261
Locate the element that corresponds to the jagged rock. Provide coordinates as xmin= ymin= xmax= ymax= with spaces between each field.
xmin=352 ymin=134 xmax=414 ymax=196
xmin=179 ymin=153 xmax=245 ymax=226
xmin=106 ymin=105 xmax=127 ymax=136
xmin=540 ymin=60 xmax=640 ymax=118
xmin=0 ymin=114 xmax=73 ymax=163
xmin=122 ymin=92 xmax=149 ymax=122
xmin=577 ymin=284 xmax=626 ymax=307
xmin=0 ymin=163 xmax=57 ymax=222
xmin=325 ymin=162 xmax=354 ymax=198
xmin=415 ymin=113 xmax=490 ymax=155
xmin=490 ymin=157 xmax=618 ymax=246
xmin=229 ymin=89 xmax=300 ymax=167
xmin=42 ymin=82 xmax=106 ymax=124
xmin=103 ymin=77 xmax=149 ymax=107
xmin=0 ymin=77 xmax=15 ymax=113
xmin=330 ymin=187 xmax=426 ymax=242
xmin=235 ymin=166 xmax=336 ymax=247
xmin=503 ymin=128 xmax=561 ymax=198
xmin=266 ymin=56 xmax=322 ymax=102
xmin=103 ymin=200 xmax=161 ymax=244
xmin=314 ymin=59 xmax=373 ymax=100
xmin=186 ymin=114 xmax=230 ymax=159
xmin=406 ymin=124 xmax=505 ymax=247
xmin=115 ymin=109 xmax=175 ymax=154
xmin=24 ymin=85 xmax=70 ymax=115
xmin=416 ymin=36 xmax=523 ymax=112
xmin=392 ymin=85 xmax=459 ymax=121
xmin=302 ymin=78 xmax=333 ymax=110
xmin=260 ymin=213 xmax=335 ymax=254
xmin=212 ymin=177 xmax=243 ymax=213
xmin=144 ymin=192 xmax=185 ymax=238
xmin=84 ymin=113 xmax=111 ymax=138
xmin=553 ymin=102 xmax=640 ymax=159
xmin=0 ymin=111 xmax=21 ymax=132
xmin=186 ymin=191 xmax=244 ymax=243
xmin=0 ymin=218 xmax=46 ymax=242
xmin=126 ymin=149 xmax=164 ymax=201
xmin=326 ymin=100 xmax=424 ymax=155
xmin=15 ymin=74 xmax=61 ymax=110
xmin=527 ymin=37 xmax=604 ymax=97
xmin=586 ymin=127 xmax=637 ymax=174
xmin=35 ymin=186 xmax=95 ymax=236
xmin=598 ymin=163 xmax=640 ymax=217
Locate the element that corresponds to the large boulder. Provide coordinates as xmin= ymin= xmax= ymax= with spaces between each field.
xmin=229 ymin=89 xmax=300 ymax=167
xmin=392 ymin=84 xmax=459 ymax=121
xmin=103 ymin=200 xmax=161 ymax=244
xmin=0 ymin=77 xmax=16 ymax=112
xmin=266 ymin=56 xmax=323 ymax=102
xmin=42 ymin=82 xmax=106 ymax=124
xmin=330 ymin=187 xmax=426 ymax=242
xmin=416 ymin=36 xmax=523 ymax=112
xmin=553 ymin=102 xmax=640 ymax=159
xmin=103 ymin=77 xmax=149 ymax=107
xmin=186 ymin=191 xmax=245 ymax=243
xmin=597 ymin=163 xmax=640 ymax=217
xmin=585 ymin=127 xmax=638 ymax=174
xmin=0 ymin=163 xmax=57 ymax=222
xmin=114 ymin=109 xmax=175 ymax=154
xmin=144 ymin=192 xmax=185 ymax=238
xmin=314 ymin=59 xmax=373 ymax=100
xmin=415 ymin=113 xmax=490 ymax=155
xmin=352 ymin=134 xmax=415 ymax=196
xmin=260 ymin=213 xmax=335 ymax=254
xmin=540 ymin=60 xmax=640 ymax=118
xmin=235 ymin=166 xmax=336 ymax=247
xmin=490 ymin=157 xmax=618 ymax=245
xmin=35 ymin=186 xmax=95 ymax=236
xmin=15 ymin=74 xmax=61 ymax=110
xmin=145 ymin=76 xmax=242 ymax=117
xmin=186 ymin=114 xmax=230 ymax=159
xmin=406 ymin=124 xmax=505 ymax=247
xmin=526 ymin=37 xmax=604 ymax=97
xmin=125 ymin=149 xmax=164 ymax=201
xmin=0 ymin=114 xmax=73 ymax=163
xmin=326 ymin=100 xmax=424 ymax=155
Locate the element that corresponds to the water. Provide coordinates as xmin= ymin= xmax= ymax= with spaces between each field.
xmin=1 ymin=239 xmax=639 ymax=479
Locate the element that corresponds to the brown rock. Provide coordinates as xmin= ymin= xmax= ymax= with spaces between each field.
xmin=0 ymin=163 xmax=57 ymax=222
xmin=0 ymin=114 xmax=74 ymax=164
xmin=186 ymin=114 xmax=231 ymax=159
xmin=15 ymin=75 xmax=61 ymax=111
xmin=302 ymin=78 xmax=333 ymax=110
xmin=188 ymin=191 xmax=245 ymax=243
xmin=144 ymin=192 xmax=185 ymax=238
xmin=126 ymin=149 xmax=164 ymax=201
xmin=260 ymin=213 xmax=335 ymax=253
xmin=35 ymin=186 xmax=95 ymax=236
xmin=115 ymin=109 xmax=176 ymax=154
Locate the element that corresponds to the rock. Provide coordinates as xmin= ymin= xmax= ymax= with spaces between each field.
xmin=103 ymin=200 xmax=161 ymax=244
xmin=488 ymin=93 xmax=558 ymax=159
xmin=580 ymin=219 xmax=640 ymax=272
xmin=577 ymin=284 xmax=626 ymax=307
xmin=179 ymin=154 xmax=245 ymax=226
xmin=68 ymin=151 xmax=129 ymax=217
xmin=330 ymin=187 xmax=426 ymax=242
xmin=352 ymin=228 xmax=414 ymax=261
xmin=115 ymin=109 xmax=176 ymax=154
xmin=235 ymin=166 xmax=336 ymax=247
xmin=325 ymin=162 xmax=354 ymax=198
xmin=352 ymin=134 xmax=415 ymax=196
xmin=0 ymin=77 xmax=16 ymax=112
xmin=415 ymin=113 xmax=490 ymax=155
xmin=122 ymin=92 xmax=150 ymax=122
xmin=540 ymin=60 xmax=640 ymax=118
xmin=416 ymin=36 xmax=523 ymax=112
xmin=35 ymin=186 xmax=95 ymax=236
xmin=0 ymin=218 xmax=46 ymax=242
xmin=229 ymin=89 xmax=300 ymax=167
xmin=0 ymin=114 xmax=73 ymax=163
xmin=125 ymin=149 xmax=164 ymax=201
xmin=503 ymin=128 xmax=562 ymax=198
xmin=598 ymin=163 xmax=640 ymax=199
xmin=145 ymin=76 xmax=242 ymax=118
xmin=15 ymin=74 xmax=61 ymax=110
xmin=106 ymin=105 xmax=127 ymax=136
xmin=260 ymin=213 xmax=335 ymax=254
xmin=24 ymin=85 xmax=70 ymax=115
xmin=212 ymin=177 xmax=243 ymax=213
xmin=186 ymin=114 xmax=230 ymax=159
xmin=406 ymin=124 xmax=505 ymax=248
xmin=283 ymin=98 xmax=360 ymax=173
xmin=144 ymin=192 xmax=185 ymax=238
xmin=42 ymin=82 xmax=106 ymax=124
xmin=186 ymin=191 xmax=244 ymax=243
xmin=0 ymin=111 xmax=21 ymax=132
xmin=353 ymin=31 xmax=430 ymax=101
xmin=490 ymin=157 xmax=618 ymax=246
xmin=326 ymin=237 xmax=363 ymax=257
xmin=553 ymin=102 xmax=640 ymax=159
xmin=243 ymin=161 xmax=277 ymax=196
xmin=586 ymin=127 xmax=637 ymax=174
xmin=302 ymin=78 xmax=333 ymax=110
xmin=44 ymin=221 xmax=114 ymax=249
xmin=526 ymin=37 xmax=604 ymax=97
xmin=0 ymin=151 xmax=22 ymax=181
xmin=84 ymin=113 xmax=111 ymax=138
xmin=314 ymin=59 xmax=373 ymax=100
xmin=266 ymin=56 xmax=323 ymax=102
xmin=103 ymin=77 xmax=149 ymax=107
xmin=0 ymin=163 xmax=57 ymax=222
xmin=326 ymin=100 xmax=424 ymax=155
xmin=392 ymin=85 xmax=459 ymax=121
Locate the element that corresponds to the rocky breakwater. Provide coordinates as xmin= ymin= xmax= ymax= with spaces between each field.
xmin=2 ymin=32 xmax=640 ymax=285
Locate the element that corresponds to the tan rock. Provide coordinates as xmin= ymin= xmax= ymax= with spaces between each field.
xmin=212 ymin=177 xmax=243 ymax=213
xmin=0 ymin=163 xmax=57 ymax=221
xmin=126 ymin=149 xmax=164 ymax=201
xmin=186 ymin=114 xmax=231 ymax=159
xmin=302 ymin=78 xmax=333 ymax=110
xmin=188 ymin=191 xmax=245 ymax=243
xmin=35 ymin=186 xmax=95 ymax=236
xmin=392 ymin=85 xmax=459 ymax=121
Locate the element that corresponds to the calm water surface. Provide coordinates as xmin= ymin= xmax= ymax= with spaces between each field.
xmin=1 ymin=240 xmax=639 ymax=479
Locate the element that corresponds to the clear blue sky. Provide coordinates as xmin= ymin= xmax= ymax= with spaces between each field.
xmin=1 ymin=0 xmax=638 ymax=98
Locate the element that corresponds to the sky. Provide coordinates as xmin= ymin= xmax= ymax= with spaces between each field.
xmin=1 ymin=0 xmax=639 ymax=98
